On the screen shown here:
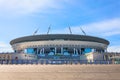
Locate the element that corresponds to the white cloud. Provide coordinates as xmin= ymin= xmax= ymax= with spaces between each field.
xmin=0 ymin=42 xmax=13 ymax=53
xmin=0 ymin=0 xmax=63 ymax=16
xmin=107 ymin=46 xmax=120 ymax=52
xmin=104 ymin=31 xmax=120 ymax=37
xmin=47 ymin=18 xmax=120 ymax=36
xmin=70 ymin=18 xmax=120 ymax=37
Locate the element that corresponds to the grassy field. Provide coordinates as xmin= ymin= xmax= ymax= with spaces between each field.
xmin=0 ymin=64 xmax=120 ymax=80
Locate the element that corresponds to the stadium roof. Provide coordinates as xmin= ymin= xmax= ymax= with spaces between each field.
xmin=10 ymin=34 xmax=109 ymax=45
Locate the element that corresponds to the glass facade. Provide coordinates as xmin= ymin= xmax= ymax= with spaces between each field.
xmin=24 ymin=47 xmax=93 ymax=55
xmin=85 ymin=48 xmax=92 ymax=53
xmin=25 ymin=48 xmax=36 ymax=54
xmin=23 ymin=47 xmax=105 ymax=60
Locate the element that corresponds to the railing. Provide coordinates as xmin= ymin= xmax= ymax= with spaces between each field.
xmin=0 ymin=59 xmax=117 ymax=65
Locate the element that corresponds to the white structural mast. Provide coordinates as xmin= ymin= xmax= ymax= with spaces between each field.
xmin=69 ymin=27 xmax=72 ymax=34
xmin=80 ymin=27 xmax=86 ymax=35
xmin=33 ymin=28 xmax=39 ymax=35
xmin=47 ymin=24 xmax=51 ymax=34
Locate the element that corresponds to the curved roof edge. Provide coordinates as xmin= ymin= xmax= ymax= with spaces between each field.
xmin=10 ymin=34 xmax=110 ymax=45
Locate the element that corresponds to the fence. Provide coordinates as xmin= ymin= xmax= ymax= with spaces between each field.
xmin=0 ymin=59 xmax=116 ymax=65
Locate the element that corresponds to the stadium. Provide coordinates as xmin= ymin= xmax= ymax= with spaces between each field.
xmin=9 ymin=34 xmax=110 ymax=62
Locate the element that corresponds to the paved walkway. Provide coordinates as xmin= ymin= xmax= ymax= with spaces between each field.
xmin=0 ymin=64 xmax=120 ymax=80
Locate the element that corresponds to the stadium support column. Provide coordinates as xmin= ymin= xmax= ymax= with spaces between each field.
xmin=43 ymin=48 xmax=45 ymax=55
xmin=55 ymin=47 xmax=57 ymax=55
xmin=36 ymin=48 xmax=39 ymax=59
xmin=92 ymin=49 xmax=95 ymax=52
xmin=92 ymin=49 xmax=96 ymax=52
xmin=76 ymin=49 xmax=78 ymax=55
xmin=79 ymin=49 xmax=81 ymax=55
xmin=37 ymin=48 xmax=39 ymax=55
xmin=74 ymin=48 xmax=75 ymax=55
xmin=61 ymin=47 xmax=63 ymax=55
xmin=40 ymin=49 xmax=42 ymax=54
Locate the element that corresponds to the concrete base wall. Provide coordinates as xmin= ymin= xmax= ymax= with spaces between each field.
xmin=11 ymin=53 xmax=37 ymax=60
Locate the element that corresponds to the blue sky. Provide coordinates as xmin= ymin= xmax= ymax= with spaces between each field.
xmin=0 ymin=0 xmax=120 ymax=52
